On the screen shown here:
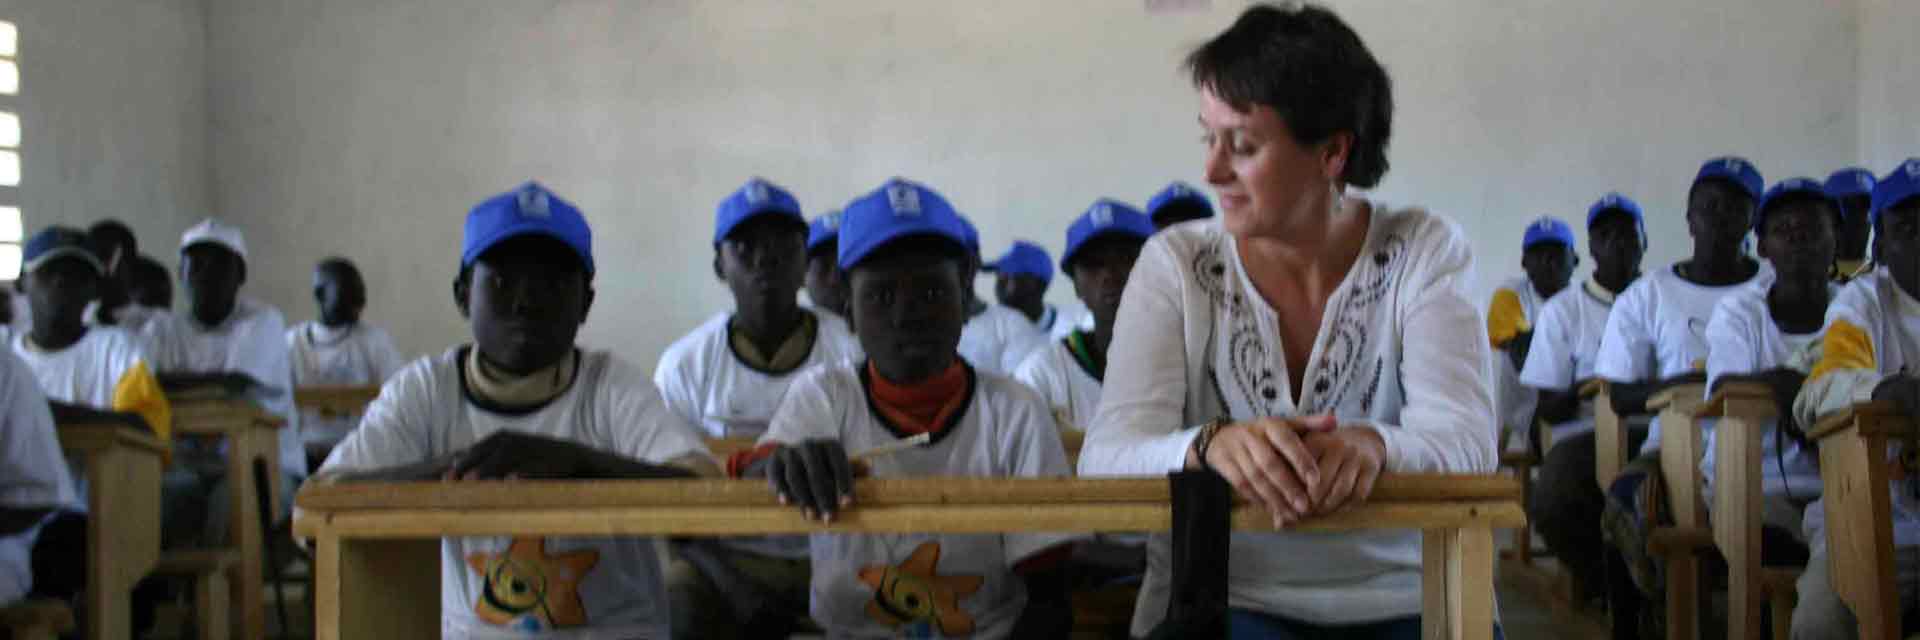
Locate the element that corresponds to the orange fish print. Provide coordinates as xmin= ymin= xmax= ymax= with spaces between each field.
xmin=466 ymin=538 xmax=599 ymax=631
xmin=857 ymin=541 xmax=984 ymax=636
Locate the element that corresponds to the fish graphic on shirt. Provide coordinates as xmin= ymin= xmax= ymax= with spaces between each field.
xmin=858 ymin=541 xmax=983 ymax=637
xmin=467 ymin=538 xmax=599 ymax=631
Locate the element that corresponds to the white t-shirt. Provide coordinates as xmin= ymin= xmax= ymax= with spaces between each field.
xmin=653 ymin=311 xmax=861 ymax=440
xmin=143 ymin=297 xmax=304 ymax=478
xmin=12 ymin=327 xmax=166 ymax=507
xmin=1489 ymin=276 xmax=1548 ymax=442
xmin=1078 ymin=204 xmax=1497 ymax=630
xmin=959 ymin=305 xmax=1048 ymax=376
xmin=286 ymin=321 xmax=408 ymax=448
xmin=319 ymin=347 xmax=709 ymax=639
xmin=1700 ymin=282 xmax=1826 ymax=503
xmin=1519 ymin=282 xmax=1619 ymax=441
xmin=1012 ymin=336 xmax=1102 ymax=432
xmin=0 ymin=349 xmax=79 ymax=604
xmin=759 ymin=364 xmax=1077 ymax=639
xmin=1594 ymin=264 xmax=1771 ymax=454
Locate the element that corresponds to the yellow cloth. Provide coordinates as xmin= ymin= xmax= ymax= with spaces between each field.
xmin=728 ymin=312 xmax=818 ymax=372
xmin=1809 ymin=318 xmax=1875 ymax=385
xmin=464 ymin=348 xmax=578 ymax=408
xmin=1486 ymin=287 xmax=1530 ymax=348
xmin=111 ymin=359 xmax=172 ymax=462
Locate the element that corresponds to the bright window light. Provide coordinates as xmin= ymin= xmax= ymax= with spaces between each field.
xmin=0 ymin=112 xmax=18 ymax=148
xmin=0 ymin=244 xmax=19 ymax=280
xmin=0 ymin=207 xmax=18 ymax=243
xmin=0 ymin=22 xmax=16 ymax=58
xmin=0 ymin=60 xmax=17 ymax=95
xmin=0 ymin=150 xmax=18 ymax=186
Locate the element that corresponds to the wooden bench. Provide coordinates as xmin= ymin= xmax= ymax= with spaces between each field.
xmin=1808 ymin=402 xmax=1912 ymax=640
xmin=153 ymin=550 xmax=238 ymax=640
xmin=55 ymin=421 xmax=166 ymax=640
xmin=1697 ymin=382 xmax=1802 ymax=640
xmin=169 ymin=392 xmax=287 ymax=640
xmin=294 ymin=474 xmax=1522 ymax=640
xmin=0 ymin=599 xmax=75 ymax=640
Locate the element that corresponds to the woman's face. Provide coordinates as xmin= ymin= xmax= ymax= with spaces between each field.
xmin=1199 ymin=89 xmax=1347 ymax=239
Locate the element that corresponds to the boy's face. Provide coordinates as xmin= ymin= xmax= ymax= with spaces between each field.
xmin=1757 ymin=200 xmax=1837 ymax=282
xmin=717 ymin=219 xmax=806 ymax=312
xmin=847 ymin=252 xmax=966 ymax=383
xmin=804 ymin=245 xmax=847 ymax=315
xmin=1879 ymin=203 xmax=1920 ymax=299
xmin=315 ymin=267 xmax=367 ymax=327
xmin=462 ymin=237 xmax=593 ymax=375
xmin=993 ymin=273 xmax=1047 ymax=310
xmin=23 ymin=257 xmax=100 ymax=327
xmin=1839 ymin=195 xmax=1874 ymax=258
xmin=1067 ymin=236 xmax=1145 ymax=329
xmin=1520 ymin=243 xmax=1575 ymax=294
xmin=1588 ymin=211 xmax=1645 ymax=276
xmin=180 ymin=244 xmax=244 ymax=317
xmin=129 ymin=263 xmax=172 ymax=308
xmin=1686 ymin=180 xmax=1755 ymax=250
xmin=1152 ymin=202 xmax=1211 ymax=231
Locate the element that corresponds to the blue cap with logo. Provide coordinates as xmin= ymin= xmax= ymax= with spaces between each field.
xmin=1521 ymin=216 xmax=1574 ymax=251
xmin=1871 ymin=158 xmax=1920 ymax=229
xmin=1825 ymin=167 xmax=1877 ymax=201
xmin=714 ymin=177 xmax=804 ymax=246
xmin=1754 ymin=177 xmax=1839 ymax=233
xmin=1586 ymin=192 xmax=1646 ymax=240
xmin=984 ymin=241 xmax=1054 ymax=285
xmin=23 ymin=226 xmax=103 ymax=275
xmin=1693 ymin=156 xmax=1765 ymax=201
xmin=1146 ymin=182 xmax=1212 ymax=223
xmin=1063 ymin=199 xmax=1154 ymax=269
xmin=462 ymin=181 xmax=595 ymax=275
xmin=806 ymin=210 xmax=843 ymax=256
xmin=838 ymin=178 xmax=971 ymax=270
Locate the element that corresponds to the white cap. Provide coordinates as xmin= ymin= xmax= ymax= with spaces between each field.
xmin=179 ymin=218 xmax=248 ymax=262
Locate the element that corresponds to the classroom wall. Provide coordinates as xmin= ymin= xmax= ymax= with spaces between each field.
xmin=202 ymin=0 xmax=1862 ymax=366
xmin=1859 ymin=0 xmax=1920 ymax=171
xmin=0 ymin=0 xmax=208 ymax=272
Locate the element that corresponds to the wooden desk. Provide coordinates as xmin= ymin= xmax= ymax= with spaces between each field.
xmin=1809 ymin=403 xmax=1911 ymax=640
xmin=170 ymin=394 xmax=285 ymax=640
xmin=57 ymin=422 xmax=166 ymax=640
xmin=1697 ymin=382 xmax=1800 ymax=640
xmin=1647 ymin=383 xmax=1709 ymax=640
xmin=292 ymin=385 xmax=380 ymax=418
xmin=1588 ymin=379 xmax=1628 ymax=489
xmin=709 ymin=430 xmax=1090 ymax=466
xmin=295 ymin=474 xmax=1522 ymax=640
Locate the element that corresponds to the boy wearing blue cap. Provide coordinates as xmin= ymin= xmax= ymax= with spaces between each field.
xmin=1791 ymin=158 xmax=1920 ymax=639
xmin=740 ymin=178 xmax=1078 ymax=639
xmin=287 ymin=258 xmax=408 ymax=469
xmin=986 ymin=240 xmax=1067 ymax=334
xmin=1827 ymin=167 xmax=1878 ymax=280
xmin=316 ymin=182 xmax=716 ymax=638
xmin=1146 ymin=182 xmax=1214 ymax=231
xmin=1523 ymin=195 xmax=1648 ymax=600
xmin=654 ymin=178 xmax=859 ymax=640
xmin=805 ymin=210 xmax=852 ymax=319
xmin=142 ymin=218 xmax=305 ymax=547
xmin=1014 ymin=200 xmax=1154 ymax=432
xmin=1487 ymin=216 xmax=1576 ymax=448
xmin=957 ymin=220 xmax=1049 ymax=376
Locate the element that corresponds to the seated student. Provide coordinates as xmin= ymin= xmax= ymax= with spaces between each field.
xmin=83 ymin=219 xmax=137 ymax=326
xmin=1144 ymin=181 xmax=1213 ymax=231
xmin=956 ymin=219 xmax=1048 ymax=376
xmin=1595 ymin=157 xmax=1772 ymax=628
xmin=805 ymin=210 xmax=851 ymax=320
xmin=1826 ymin=167 xmax=1877 ymax=281
xmin=316 ymin=182 xmax=716 ymax=638
xmin=1791 ymin=158 xmax=1920 ymax=640
xmin=141 ymin=219 xmax=303 ymax=548
xmin=1014 ymin=199 xmax=1153 ymax=433
xmin=286 ymin=257 xmax=407 ymax=469
xmin=986 ymin=240 xmax=1069 ymax=335
xmin=112 ymin=255 xmax=174 ymax=334
xmin=1699 ymin=178 xmax=1839 ymax=569
xmin=655 ymin=177 xmax=860 ymax=640
xmin=0 ymin=349 xmax=80 ymax=608
xmin=1488 ymin=216 xmax=1576 ymax=449
xmin=1522 ymin=195 xmax=1645 ymax=591
xmin=738 ymin=178 xmax=1077 ymax=639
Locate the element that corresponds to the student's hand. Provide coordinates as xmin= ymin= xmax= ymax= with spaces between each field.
xmin=1302 ymin=426 xmax=1386 ymax=515
xmin=1874 ymin=374 xmax=1920 ymax=419
xmin=1198 ymin=415 xmax=1337 ymax=528
xmin=220 ymin=372 xmax=257 ymax=395
xmin=1505 ymin=330 xmax=1534 ymax=371
xmin=765 ymin=439 xmax=855 ymax=523
xmin=443 ymin=431 xmax=693 ymax=481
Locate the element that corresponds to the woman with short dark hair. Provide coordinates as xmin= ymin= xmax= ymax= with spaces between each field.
xmin=1078 ymin=4 xmax=1497 ymax=637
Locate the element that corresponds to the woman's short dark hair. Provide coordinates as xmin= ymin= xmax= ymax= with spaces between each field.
xmin=1186 ymin=3 xmax=1394 ymax=189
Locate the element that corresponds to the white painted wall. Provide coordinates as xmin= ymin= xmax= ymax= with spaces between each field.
xmin=1859 ymin=0 xmax=1919 ymax=171
xmin=0 ymin=0 xmax=208 ymax=275
xmin=201 ymin=1 xmax=1863 ymax=366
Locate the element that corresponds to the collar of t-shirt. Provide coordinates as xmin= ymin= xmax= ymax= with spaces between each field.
xmin=728 ymin=311 xmax=817 ymax=372
xmin=19 ymin=327 xmax=88 ymax=355
xmin=1584 ymin=276 xmax=1620 ymax=306
xmin=308 ymin=322 xmax=356 ymax=347
xmin=1065 ymin=329 xmax=1105 ymax=382
xmin=865 ymin=359 xmax=969 ymax=435
xmin=463 ymin=347 xmax=578 ymax=409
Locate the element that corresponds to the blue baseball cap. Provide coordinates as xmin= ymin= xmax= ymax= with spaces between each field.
xmin=1521 ymin=216 xmax=1574 ymax=251
xmin=837 ymin=178 xmax=971 ymax=270
xmin=1062 ymin=199 xmax=1155 ymax=269
xmin=1693 ymin=156 xmax=1765 ymax=201
xmin=984 ymin=240 xmax=1054 ymax=284
xmin=714 ymin=177 xmax=804 ymax=245
xmin=1871 ymin=158 xmax=1920 ymax=229
xmin=806 ymin=210 xmax=842 ymax=256
xmin=23 ymin=226 xmax=103 ymax=275
xmin=1754 ymin=177 xmax=1839 ymax=233
xmin=1146 ymin=182 xmax=1212 ymax=222
xmin=1586 ymin=192 xmax=1646 ymax=239
xmin=956 ymin=215 xmax=980 ymax=254
xmin=1825 ymin=167 xmax=1877 ymax=201
xmin=462 ymin=181 xmax=595 ymax=275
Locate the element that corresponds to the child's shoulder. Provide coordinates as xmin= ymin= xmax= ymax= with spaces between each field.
xmin=970 ymin=368 xmax=1052 ymax=423
xmin=656 ymin=313 xmax=733 ymax=367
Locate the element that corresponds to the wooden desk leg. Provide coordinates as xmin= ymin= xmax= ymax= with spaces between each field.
xmin=1715 ymin=412 xmax=1765 ymax=640
xmin=1817 ymin=428 xmax=1899 ymax=640
xmin=312 ymin=534 xmax=439 ymax=640
xmin=1424 ymin=527 xmax=1494 ymax=640
xmin=84 ymin=447 xmax=162 ymax=640
xmin=1595 ymin=388 xmax=1626 ymax=490
xmin=226 ymin=429 xmax=267 ymax=640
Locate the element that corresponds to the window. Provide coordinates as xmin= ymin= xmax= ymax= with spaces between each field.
xmin=0 ymin=19 xmax=18 ymax=280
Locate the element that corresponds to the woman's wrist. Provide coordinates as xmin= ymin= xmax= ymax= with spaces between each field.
xmin=1187 ymin=417 xmax=1229 ymax=470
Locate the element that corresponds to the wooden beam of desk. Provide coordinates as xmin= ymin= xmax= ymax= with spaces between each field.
xmin=1695 ymin=381 xmax=1774 ymax=419
xmin=1810 ymin=402 xmax=1911 ymax=441
xmin=296 ymin=474 xmax=1520 ymax=512
xmin=170 ymin=398 xmax=284 ymax=435
xmin=293 ymin=385 xmax=381 ymax=414
xmin=56 ymin=423 xmax=167 ymax=456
